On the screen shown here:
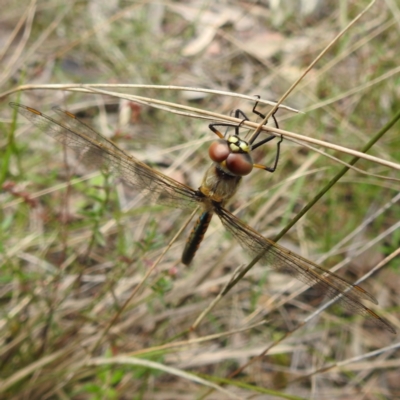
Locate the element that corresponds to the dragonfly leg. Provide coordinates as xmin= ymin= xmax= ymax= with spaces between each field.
xmin=253 ymin=135 xmax=283 ymax=173
xmin=249 ymin=98 xmax=283 ymax=173
xmin=209 ymin=99 xmax=268 ymax=138
xmin=209 ymin=107 xmax=250 ymax=139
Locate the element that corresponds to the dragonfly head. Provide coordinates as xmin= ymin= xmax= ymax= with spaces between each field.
xmin=208 ymin=135 xmax=253 ymax=176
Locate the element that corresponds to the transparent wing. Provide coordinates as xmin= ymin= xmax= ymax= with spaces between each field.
xmin=10 ymin=103 xmax=200 ymax=209
xmin=215 ymin=206 xmax=395 ymax=333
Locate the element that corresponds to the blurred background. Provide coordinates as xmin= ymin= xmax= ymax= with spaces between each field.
xmin=1 ymin=1 xmax=399 ymax=398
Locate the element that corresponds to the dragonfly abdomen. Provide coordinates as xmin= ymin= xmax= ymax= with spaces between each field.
xmin=182 ymin=211 xmax=213 ymax=265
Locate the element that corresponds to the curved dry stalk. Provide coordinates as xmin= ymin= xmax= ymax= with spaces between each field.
xmin=5 ymin=83 xmax=399 ymax=171
xmin=289 ymin=137 xmax=400 ymax=182
xmin=1 ymin=83 xmax=299 ymax=112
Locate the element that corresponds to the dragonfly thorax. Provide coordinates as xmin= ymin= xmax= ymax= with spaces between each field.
xmin=208 ymin=136 xmax=253 ymax=176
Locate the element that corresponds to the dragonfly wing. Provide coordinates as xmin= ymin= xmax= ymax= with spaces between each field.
xmin=215 ymin=206 xmax=395 ymax=333
xmin=10 ymin=103 xmax=200 ymax=210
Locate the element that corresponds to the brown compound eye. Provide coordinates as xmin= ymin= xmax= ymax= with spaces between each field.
xmin=226 ymin=152 xmax=253 ymax=176
xmin=209 ymin=140 xmax=230 ymax=162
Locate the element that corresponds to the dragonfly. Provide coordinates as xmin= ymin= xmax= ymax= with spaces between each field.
xmin=9 ymin=101 xmax=396 ymax=334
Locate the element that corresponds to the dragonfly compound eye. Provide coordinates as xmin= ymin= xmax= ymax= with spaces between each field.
xmin=226 ymin=152 xmax=253 ymax=176
xmin=209 ymin=139 xmax=230 ymax=162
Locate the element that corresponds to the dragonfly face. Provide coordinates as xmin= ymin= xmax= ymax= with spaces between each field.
xmin=9 ymin=101 xmax=396 ymax=333
xmin=208 ymin=135 xmax=254 ymax=177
